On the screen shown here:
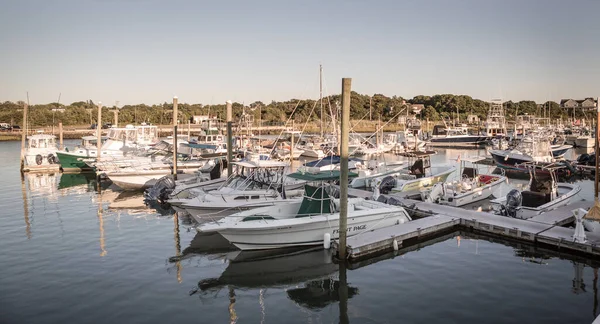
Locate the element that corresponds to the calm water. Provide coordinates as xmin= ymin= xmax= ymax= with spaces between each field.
xmin=1 ymin=140 xmax=599 ymax=324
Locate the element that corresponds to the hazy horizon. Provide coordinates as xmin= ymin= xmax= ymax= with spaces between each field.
xmin=1 ymin=0 xmax=598 ymax=106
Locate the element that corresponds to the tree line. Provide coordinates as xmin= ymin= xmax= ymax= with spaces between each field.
xmin=0 ymin=93 xmax=591 ymax=127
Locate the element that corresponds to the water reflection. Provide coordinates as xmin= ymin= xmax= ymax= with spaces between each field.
xmin=195 ymin=248 xmax=338 ymax=291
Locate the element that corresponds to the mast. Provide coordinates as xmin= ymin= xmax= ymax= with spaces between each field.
xmin=320 ymin=64 xmax=323 ymax=138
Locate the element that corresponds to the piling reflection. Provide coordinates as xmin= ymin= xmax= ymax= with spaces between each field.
xmin=97 ymin=180 xmax=106 ymax=257
xmin=20 ymin=173 xmax=31 ymax=239
xmin=173 ymin=212 xmax=182 ymax=283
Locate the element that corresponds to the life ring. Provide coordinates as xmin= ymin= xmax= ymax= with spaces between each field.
xmin=35 ymin=154 xmax=43 ymax=165
xmin=48 ymin=154 xmax=57 ymax=164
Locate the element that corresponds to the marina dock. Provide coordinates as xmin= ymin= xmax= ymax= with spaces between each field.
xmin=333 ymin=194 xmax=599 ymax=261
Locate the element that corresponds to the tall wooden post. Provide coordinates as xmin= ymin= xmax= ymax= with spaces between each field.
xmin=595 ymin=98 xmax=599 ymax=201
xmin=58 ymin=122 xmax=63 ymax=150
xmin=172 ymin=96 xmax=178 ymax=180
xmin=338 ymin=78 xmax=351 ymax=260
xmin=226 ymin=100 xmax=233 ymax=177
xmin=113 ymin=109 xmax=118 ymax=127
xmin=20 ymin=103 xmax=28 ymax=171
xmin=187 ymin=120 xmax=191 ymax=141
xmin=96 ymin=102 xmax=102 ymax=160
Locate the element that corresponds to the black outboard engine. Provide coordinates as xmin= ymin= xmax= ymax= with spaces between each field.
xmin=577 ymin=153 xmax=590 ymax=164
xmin=144 ymin=175 xmax=176 ymax=204
xmin=379 ymin=176 xmax=396 ymax=195
xmin=502 ymin=189 xmax=522 ymax=217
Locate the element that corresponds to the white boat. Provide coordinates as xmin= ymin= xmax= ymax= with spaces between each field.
xmin=349 ymin=160 xmax=405 ymax=188
xmin=198 ymin=170 xmax=412 ymax=250
xmin=175 ymin=161 xmax=305 ymax=222
xmin=420 ymin=157 xmax=507 ymax=207
xmin=22 ymin=133 xmax=60 ymax=172
xmin=575 ymin=136 xmax=595 ymax=148
xmin=428 ymin=125 xmax=488 ymax=147
xmin=484 ymin=99 xmax=507 ymax=137
xmin=377 ymin=152 xmax=456 ymax=193
xmin=490 ymin=164 xmax=581 ymax=219
xmin=105 ymin=168 xmax=198 ymax=190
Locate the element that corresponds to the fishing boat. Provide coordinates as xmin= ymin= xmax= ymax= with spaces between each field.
xmin=377 ymin=151 xmax=456 ymax=193
xmin=490 ymin=163 xmax=581 ymax=219
xmin=489 ymin=133 xmax=572 ymax=171
xmin=483 ymin=99 xmax=507 ymax=138
xmin=56 ymin=125 xmax=158 ymax=172
xmin=55 ymin=136 xmax=107 ymax=172
xmin=298 ymin=155 xmax=363 ymax=172
xmin=174 ymin=161 xmax=305 ymax=222
xmin=419 ymin=157 xmax=507 ymax=207
xmin=22 ymin=133 xmax=60 ymax=172
xmin=428 ymin=125 xmax=487 ymax=148
xmin=197 ymin=170 xmax=412 ymax=250
xmin=349 ymin=160 xmax=405 ymax=189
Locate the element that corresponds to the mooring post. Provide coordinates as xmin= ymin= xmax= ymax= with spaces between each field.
xmin=172 ymin=96 xmax=178 ymax=180
xmin=58 ymin=122 xmax=63 ymax=150
xmin=96 ymin=102 xmax=102 ymax=160
xmin=338 ymin=78 xmax=352 ymax=260
xmin=226 ymin=100 xmax=233 ymax=177
xmin=187 ymin=120 xmax=191 ymax=141
xmin=19 ymin=102 xmax=28 ymax=171
xmin=113 ymin=109 xmax=118 ymax=127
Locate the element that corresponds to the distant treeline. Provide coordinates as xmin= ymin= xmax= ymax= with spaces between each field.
xmin=0 ymin=93 xmax=590 ymax=127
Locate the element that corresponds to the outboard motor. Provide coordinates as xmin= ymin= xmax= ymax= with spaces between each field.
xmin=577 ymin=153 xmax=590 ymax=164
xmin=502 ymin=189 xmax=522 ymax=217
xmin=379 ymin=176 xmax=396 ymax=195
xmin=144 ymin=175 xmax=177 ymax=204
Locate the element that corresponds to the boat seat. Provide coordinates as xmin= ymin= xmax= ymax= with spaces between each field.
xmin=521 ymin=191 xmax=552 ymax=208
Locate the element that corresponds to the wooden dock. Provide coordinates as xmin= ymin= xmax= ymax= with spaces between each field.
xmin=333 ymin=195 xmax=599 ymax=261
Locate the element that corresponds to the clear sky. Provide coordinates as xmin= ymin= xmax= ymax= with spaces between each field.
xmin=1 ymin=0 xmax=598 ymax=106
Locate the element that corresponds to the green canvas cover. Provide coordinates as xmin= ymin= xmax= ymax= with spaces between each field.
xmin=297 ymin=185 xmax=332 ymax=217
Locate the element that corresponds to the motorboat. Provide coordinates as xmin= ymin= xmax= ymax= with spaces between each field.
xmin=298 ymin=155 xmax=363 ymax=172
xmin=419 ymin=157 xmax=507 ymax=207
xmin=22 ymin=133 xmax=60 ymax=172
xmin=55 ymin=135 xmax=107 ymax=172
xmin=428 ymin=125 xmax=487 ymax=148
xmin=174 ymin=161 xmax=306 ymax=222
xmin=198 ymin=170 xmax=412 ymax=250
xmin=377 ymin=151 xmax=456 ymax=193
xmin=56 ymin=125 xmax=159 ymax=172
xmin=349 ymin=160 xmax=405 ymax=189
xmin=490 ymin=163 xmax=581 ymax=219
xmin=489 ymin=133 xmax=572 ymax=171
xmin=483 ymin=99 xmax=507 ymax=138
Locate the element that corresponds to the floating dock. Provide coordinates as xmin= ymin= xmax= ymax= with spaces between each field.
xmin=333 ymin=196 xmax=599 ymax=261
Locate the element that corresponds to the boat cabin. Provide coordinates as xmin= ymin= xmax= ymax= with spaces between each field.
xmin=287 ymin=170 xmax=358 ymax=216
xmin=27 ymin=134 xmax=57 ymax=149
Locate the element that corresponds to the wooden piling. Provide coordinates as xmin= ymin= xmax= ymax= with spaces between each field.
xmin=226 ymin=100 xmax=233 ymax=177
xmin=187 ymin=120 xmax=191 ymax=141
xmin=338 ymin=78 xmax=352 ymax=260
xmin=173 ymin=96 xmax=178 ymax=180
xmin=58 ymin=122 xmax=63 ymax=150
xmin=20 ymin=102 xmax=28 ymax=171
xmin=113 ymin=109 xmax=118 ymax=127
xmin=96 ymin=102 xmax=102 ymax=160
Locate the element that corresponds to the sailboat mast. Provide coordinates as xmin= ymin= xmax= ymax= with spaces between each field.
xmin=320 ymin=64 xmax=323 ymax=138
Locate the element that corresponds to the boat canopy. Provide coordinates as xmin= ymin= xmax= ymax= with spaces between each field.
xmin=297 ymin=185 xmax=332 ymax=216
xmin=288 ymin=170 xmax=358 ymax=181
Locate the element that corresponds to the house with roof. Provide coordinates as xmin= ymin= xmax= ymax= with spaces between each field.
xmin=560 ymin=98 xmax=597 ymax=110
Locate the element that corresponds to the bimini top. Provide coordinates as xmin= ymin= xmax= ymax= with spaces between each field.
xmin=304 ymin=156 xmax=363 ymax=168
xmin=288 ymin=170 xmax=358 ymax=181
xmin=232 ymin=160 xmax=289 ymax=169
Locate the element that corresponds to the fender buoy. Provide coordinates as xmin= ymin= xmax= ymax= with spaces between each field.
xmin=35 ymin=154 xmax=43 ymax=165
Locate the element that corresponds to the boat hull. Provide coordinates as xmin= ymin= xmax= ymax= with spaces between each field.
xmin=391 ymin=167 xmax=456 ymax=193
xmin=428 ymin=136 xmax=488 ymax=148
xmin=438 ymin=175 xmax=506 ymax=207
xmin=56 ymin=151 xmax=94 ymax=172
xmin=218 ymin=209 xmax=409 ymax=250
